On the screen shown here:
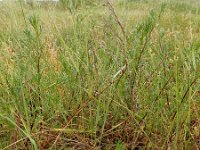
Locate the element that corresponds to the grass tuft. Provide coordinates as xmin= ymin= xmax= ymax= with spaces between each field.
xmin=0 ymin=0 xmax=199 ymax=149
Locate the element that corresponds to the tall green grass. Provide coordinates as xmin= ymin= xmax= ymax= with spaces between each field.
xmin=0 ymin=0 xmax=199 ymax=149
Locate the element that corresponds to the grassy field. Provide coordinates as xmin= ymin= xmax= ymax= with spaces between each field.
xmin=0 ymin=0 xmax=199 ymax=149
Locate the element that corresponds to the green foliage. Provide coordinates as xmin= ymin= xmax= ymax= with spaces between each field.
xmin=59 ymin=0 xmax=99 ymax=12
xmin=0 ymin=0 xmax=199 ymax=149
xmin=115 ymin=141 xmax=125 ymax=150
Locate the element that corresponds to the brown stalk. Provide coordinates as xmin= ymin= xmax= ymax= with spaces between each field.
xmin=171 ymin=78 xmax=198 ymax=121
xmin=106 ymin=0 xmax=128 ymax=65
xmin=12 ymin=112 xmax=21 ymax=150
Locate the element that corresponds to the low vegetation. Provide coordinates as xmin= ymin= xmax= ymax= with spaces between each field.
xmin=0 ymin=0 xmax=199 ymax=149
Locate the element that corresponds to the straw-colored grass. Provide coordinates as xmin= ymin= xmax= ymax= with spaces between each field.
xmin=0 ymin=0 xmax=199 ymax=149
